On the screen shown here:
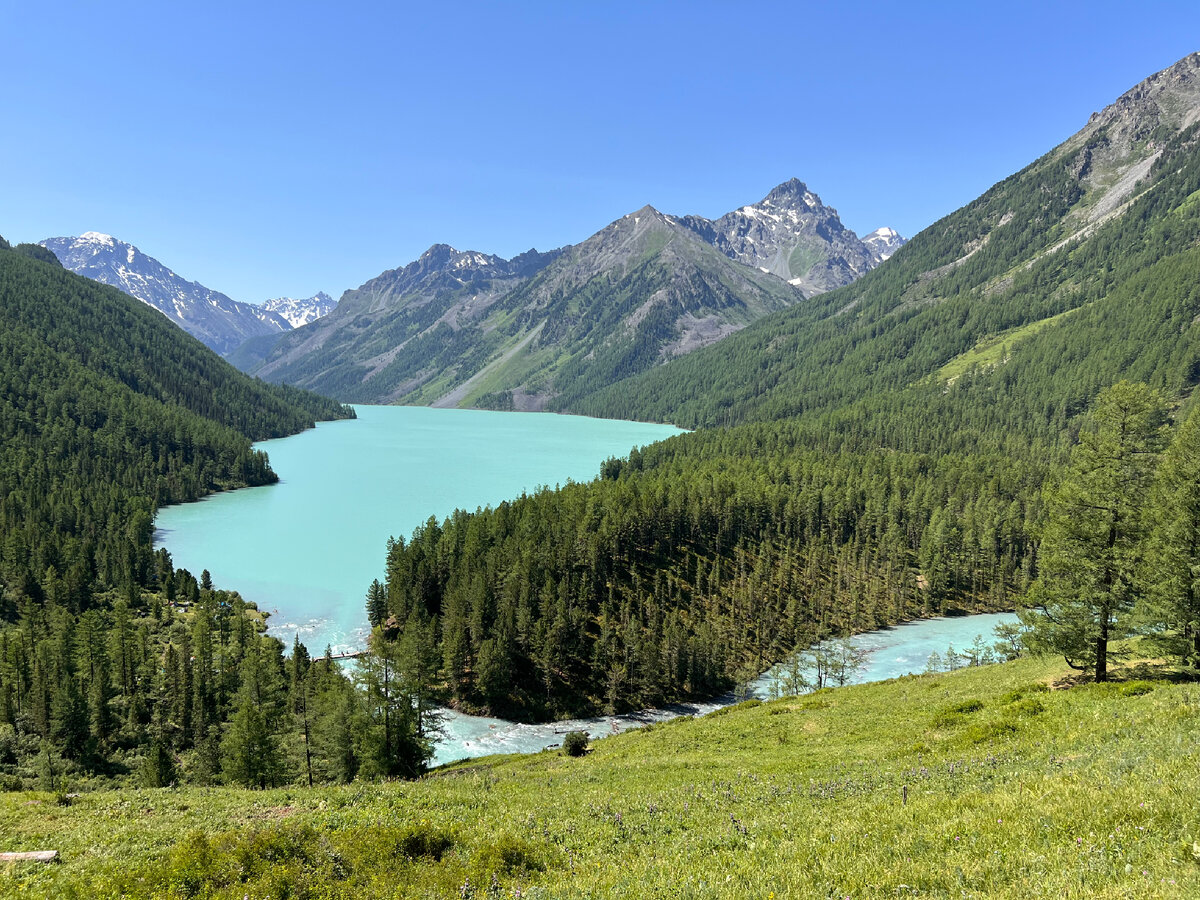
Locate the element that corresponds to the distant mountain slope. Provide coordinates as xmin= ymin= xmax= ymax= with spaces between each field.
xmin=249 ymin=181 xmax=898 ymax=408
xmin=39 ymin=234 xmax=333 ymax=355
xmin=573 ymin=51 xmax=1200 ymax=430
xmin=0 ymin=238 xmax=351 ymax=615
xmin=263 ymin=292 xmax=337 ymax=327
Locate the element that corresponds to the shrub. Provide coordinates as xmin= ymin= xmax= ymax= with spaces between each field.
xmin=1119 ymin=680 xmax=1156 ymax=697
xmin=1006 ymin=697 xmax=1045 ymax=717
xmin=949 ymin=698 xmax=985 ymax=714
xmin=998 ymin=682 xmax=1047 ymax=704
xmin=389 ymin=822 xmax=454 ymax=860
xmin=965 ymin=719 xmax=1019 ymax=744
xmin=931 ymin=698 xmax=984 ymax=728
xmin=166 ymin=832 xmax=224 ymax=897
xmin=562 ymin=731 xmax=589 ymax=757
xmin=476 ymin=833 xmax=546 ymax=875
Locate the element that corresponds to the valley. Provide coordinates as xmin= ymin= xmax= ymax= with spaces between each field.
xmin=5 ymin=27 xmax=1200 ymax=900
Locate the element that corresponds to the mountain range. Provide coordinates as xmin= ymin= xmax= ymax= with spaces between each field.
xmin=243 ymin=180 xmax=904 ymax=407
xmin=39 ymin=233 xmax=337 ymax=355
xmin=262 ymin=292 xmax=338 ymax=328
xmin=569 ymin=50 xmax=1200 ymax=429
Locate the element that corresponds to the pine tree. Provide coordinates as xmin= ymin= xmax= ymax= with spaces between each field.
xmin=365 ymin=579 xmax=389 ymax=628
xmin=1022 ymin=382 xmax=1168 ymax=681
xmin=221 ymin=639 xmax=287 ymax=788
xmin=1142 ymin=402 xmax=1200 ymax=668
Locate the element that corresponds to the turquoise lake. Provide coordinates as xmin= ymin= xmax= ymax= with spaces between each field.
xmin=154 ymin=405 xmax=684 ymax=655
xmin=155 ymin=404 xmax=1016 ymax=765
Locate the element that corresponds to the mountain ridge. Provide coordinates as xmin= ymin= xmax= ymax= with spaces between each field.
xmin=245 ymin=180 xmax=901 ymax=408
xmin=569 ymin=51 xmax=1200 ymax=429
xmin=263 ymin=292 xmax=337 ymax=327
xmin=40 ymin=233 xmax=336 ymax=355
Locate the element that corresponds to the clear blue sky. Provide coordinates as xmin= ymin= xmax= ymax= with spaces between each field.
xmin=3 ymin=1 xmax=1199 ymax=301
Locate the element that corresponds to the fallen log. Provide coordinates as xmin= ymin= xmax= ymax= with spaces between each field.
xmin=0 ymin=851 xmax=59 ymax=863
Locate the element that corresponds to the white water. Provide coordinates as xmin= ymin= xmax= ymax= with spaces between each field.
xmin=430 ymin=611 xmax=1017 ymax=766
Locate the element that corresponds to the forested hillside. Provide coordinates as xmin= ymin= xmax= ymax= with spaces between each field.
xmin=0 ymin=243 xmax=383 ymax=787
xmin=0 ymin=243 xmax=349 ymax=607
xmin=376 ymin=53 xmax=1200 ymax=719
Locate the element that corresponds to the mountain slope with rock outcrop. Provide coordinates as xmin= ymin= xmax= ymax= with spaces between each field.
xmin=246 ymin=181 xmax=901 ymax=408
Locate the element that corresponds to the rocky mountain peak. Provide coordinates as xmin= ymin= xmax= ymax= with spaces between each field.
xmin=40 ymin=233 xmax=291 ymax=355
xmin=1059 ymin=52 xmax=1200 ymax=228
xmin=674 ymin=179 xmax=885 ymax=295
xmin=625 ymin=204 xmax=670 ymax=223
xmin=1073 ymin=52 xmax=1200 ymax=169
xmin=862 ymin=226 xmax=907 ymax=263
xmin=261 ymin=293 xmax=337 ymax=328
xmin=1085 ymin=52 xmax=1200 ymax=134
xmin=761 ymin=177 xmax=817 ymax=206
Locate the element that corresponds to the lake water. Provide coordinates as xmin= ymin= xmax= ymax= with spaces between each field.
xmin=154 ymin=405 xmax=684 ymax=654
xmin=154 ymin=405 xmax=1016 ymax=768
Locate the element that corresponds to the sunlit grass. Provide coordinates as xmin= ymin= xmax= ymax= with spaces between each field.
xmin=3 ymin=655 xmax=1198 ymax=898
xmin=935 ymin=308 xmax=1079 ymax=383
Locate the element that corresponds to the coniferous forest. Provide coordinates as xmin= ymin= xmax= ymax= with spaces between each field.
xmin=375 ymin=105 xmax=1200 ymax=720
xmin=0 ymin=243 xmax=441 ymax=788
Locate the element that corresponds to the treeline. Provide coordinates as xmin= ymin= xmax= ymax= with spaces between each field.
xmin=0 ymin=560 xmax=436 ymax=789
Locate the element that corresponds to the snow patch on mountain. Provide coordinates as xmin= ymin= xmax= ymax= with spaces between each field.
xmin=40 ymin=234 xmax=291 ymax=355
xmin=261 ymin=293 xmax=337 ymax=328
xmin=862 ymin=226 xmax=907 ymax=263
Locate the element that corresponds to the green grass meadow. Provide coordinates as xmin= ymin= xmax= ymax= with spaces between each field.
xmin=3 ymin=655 xmax=1198 ymax=899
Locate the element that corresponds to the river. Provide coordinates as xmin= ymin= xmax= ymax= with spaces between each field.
xmin=431 ymin=611 xmax=1017 ymax=766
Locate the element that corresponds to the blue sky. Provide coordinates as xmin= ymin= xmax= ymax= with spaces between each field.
xmin=3 ymin=1 xmax=1199 ymax=301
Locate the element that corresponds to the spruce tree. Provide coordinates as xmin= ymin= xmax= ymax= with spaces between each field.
xmin=221 ymin=639 xmax=287 ymax=788
xmin=1142 ymin=402 xmax=1200 ymax=668
xmin=365 ymin=579 xmax=389 ymax=628
xmin=1021 ymin=382 xmax=1168 ymax=681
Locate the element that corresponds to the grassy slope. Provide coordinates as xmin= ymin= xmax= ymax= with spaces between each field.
xmin=4 ymin=655 xmax=1197 ymax=899
xmin=933 ymin=307 xmax=1082 ymax=383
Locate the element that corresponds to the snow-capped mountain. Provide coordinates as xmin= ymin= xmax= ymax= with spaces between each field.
xmin=262 ymin=292 xmax=337 ymax=328
xmin=40 ymin=233 xmax=290 ymax=355
xmin=674 ymin=179 xmax=902 ymax=296
xmin=862 ymin=226 xmax=907 ymax=263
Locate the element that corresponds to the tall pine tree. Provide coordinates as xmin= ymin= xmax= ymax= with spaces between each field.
xmin=1022 ymin=382 xmax=1168 ymax=681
